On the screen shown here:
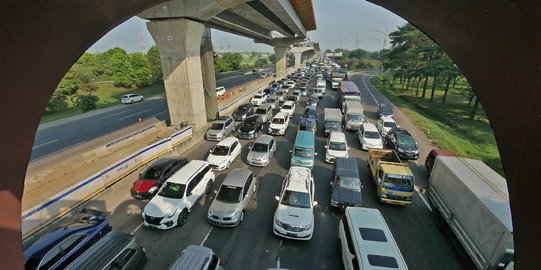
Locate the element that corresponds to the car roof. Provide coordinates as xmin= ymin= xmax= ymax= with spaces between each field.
xmin=329 ymin=131 xmax=347 ymax=141
xmin=245 ymin=114 xmax=261 ymax=121
xmin=254 ymin=93 xmax=264 ymax=97
xmin=148 ymin=157 xmax=187 ymax=170
xmin=362 ymin=122 xmax=379 ymax=132
xmin=254 ymin=134 xmax=274 ymax=144
xmin=167 ymin=160 xmax=208 ymax=184
xmin=216 ymin=137 xmax=237 ymax=146
xmin=214 ymin=116 xmax=231 ymax=123
xmin=381 ymin=116 xmax=396 ymax=123
xmin=274 ymin=112 xmax=287 ymax=118
xmin=222 ymin=169 xmax=252 ymax=187
xmin=334 ymin=157 xmax=360 ymax=179
xmin=238 ymin=103 xmax=251 ymax=108
xmin=256 ymin=104 xmax=271 ymax=110
xmin=286 ymin=166 xmax=311 ymax=192
xmin=283 ymin=100 xmax=294 ymax=105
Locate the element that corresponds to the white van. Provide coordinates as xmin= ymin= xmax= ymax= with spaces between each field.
xmin=339 ymin=207 xmax=408 ymax=270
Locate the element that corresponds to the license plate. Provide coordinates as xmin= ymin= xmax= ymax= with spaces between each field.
xmin=287 ymin=232 xmax=297 ymax=237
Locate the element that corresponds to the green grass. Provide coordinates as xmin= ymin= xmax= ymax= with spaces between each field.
xmin=40 ymin=82 xmax=165 ymax=123
xmin=372 ymin=75 xmax=504 ymax=176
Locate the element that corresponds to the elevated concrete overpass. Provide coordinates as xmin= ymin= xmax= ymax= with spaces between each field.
xmin=138 ymin=0 xmax=317 ymax=131
xmin=1 ymin=1 xmax=540 ymax=269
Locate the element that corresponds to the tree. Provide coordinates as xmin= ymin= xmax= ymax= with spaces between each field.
xmin=131 ymin=52 xmax=153 ymax=87
xmin=268 ymin=53 xmax=276 ymax=63
xmin=108 ymin=48 xmax=134 ymax=88
xmin=146 ymin=46 xmax=162 ymax=82
xmin=72 ymin=94 xmax=100 ymax=113
xmin=56 ymin=70 xmax=79 ymax=96
xmin=46 ymin=93 xmax=69 ymax=113
xmin=221 ymin=52 xmax=242 ymax=71
xmin=214 ymin=55 xmax=230 ymax=72
xmin=254 ymin=57 xmax=268 ymax=68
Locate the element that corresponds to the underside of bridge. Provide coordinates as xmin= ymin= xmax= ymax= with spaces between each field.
xmin=0 ymin=0 xmax=539 ymax=268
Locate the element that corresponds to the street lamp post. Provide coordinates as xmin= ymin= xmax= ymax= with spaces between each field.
xmin=375 ymin=39 xmax=382 ymax=74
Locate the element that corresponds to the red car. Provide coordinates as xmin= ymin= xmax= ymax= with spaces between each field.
xmin=130 ymin=157 xmax=188 ymax=200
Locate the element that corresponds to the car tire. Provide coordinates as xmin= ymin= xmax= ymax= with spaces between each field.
xmin=205 ymin=180 xmax=213 ymax=195
xmin=177 ymin=209 xmax=188 ymax=227
xmin=240 ymin=211 xmax=245 ymax=223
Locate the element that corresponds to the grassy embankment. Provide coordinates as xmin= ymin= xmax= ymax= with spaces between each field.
xmin=371 ymin=74 xmax=504 ymax=176
xmin=40 ymin=82 xmax=166 ymax=123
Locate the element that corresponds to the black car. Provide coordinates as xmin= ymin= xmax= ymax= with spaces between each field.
xmin=385 ymin=128 xmax=419 ymax=159
xmin=236 ymin=115 xmax=264 ymax=139
xmin=233 ymin=103 xmax=255 ymax=121
xmin=330 ymin=157 xmax=362 ymax=209
xmin=377 ymin=103 xmax=394 ymax=118
xmin=130 ymin=157 xmax=189 ymax=200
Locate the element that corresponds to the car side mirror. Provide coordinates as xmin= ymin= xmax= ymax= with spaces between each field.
xmin=312 ymin=201 xmax=318 ymax=206
xmin=187 ymin=192 xmax=193 ymax=196
xmin=214 ymin=190 xmax=218 ymax=194
xmin=329 ymin=181 xmax=333 ymax=186
xmin=289 ymin=150 xmax=293 ymax=153
xmin=314 ymin=152 xmax=318 ymax=156
xmin=275 ymin=196 xmax=280 ymax=201
xmin=348 ymin=147 xmax=351 ymax=150
xmin=324 ymin=145 xmax=327 ymax=149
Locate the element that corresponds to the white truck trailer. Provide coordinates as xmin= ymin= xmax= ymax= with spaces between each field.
xmin=427 ymin=156 xmax=514 ymax=270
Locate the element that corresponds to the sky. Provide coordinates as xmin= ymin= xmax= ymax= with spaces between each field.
xmin=88 ymin=0 xmax=406 ymax=54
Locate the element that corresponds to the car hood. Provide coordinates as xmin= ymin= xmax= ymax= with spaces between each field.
xmin=207 ymin=154 xmax=227 ymax=165
xmin=327 ymin=149 xmax=348 ymax=158
xmin=269 ymin=122 xmax=286 ymax=129
xmin=209 ymin=200 xmax=241 ymax=218
xmin=234 ymin=111 xmax=247 ymax=117
xmin=398 ymin=144 xmax=418 ymax=151
xmin=206 ymin=129 xmax=223 ymax=136
xmin=248 ymin=150 xmax=269 ymax=161
xmin=364 ymin=137 xmax=383 ymax=146
xmin=238 ymin=125 xmax=256 ymax=133
xmin=274 ymin=204 xmax=313 ymax=227
xmin=132 ymin=179 xmax=158 ymax=193
xmin=332 ymin=187 xmax=362 ymax=205
xmin=144 ymin=195 xmax=179 ymax=217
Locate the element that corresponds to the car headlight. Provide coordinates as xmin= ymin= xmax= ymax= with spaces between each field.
xmin=148 ymin=186 xmax=158 ymax=194
xmin=165 ymin=211 xmax=176 ymax=219
xmin=302 ymin=223 xmax=312 ymax=230
xmin=219 ymin=159 xmax=227 ymax=165
xmin=268 ymin=127 xmax=272 ymax=132
xmin=208 ymin=210 xmax=214 ymax=218
xmin=397 ymin=147 xmax=405 ymax=153
xmin=249 ymin=130 xmax=255 ymax=134
xmin=274 ymin=219 xmax=283 ymax=228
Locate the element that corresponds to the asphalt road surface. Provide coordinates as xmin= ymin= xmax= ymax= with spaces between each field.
xmin=31 ymin=68 xmax=274 ymax=161
xmin=98 ymin=71 xmax=475 ymax=270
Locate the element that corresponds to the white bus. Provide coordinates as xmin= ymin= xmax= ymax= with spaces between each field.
xmin=339 ymin=207 xmax=408 ymax=270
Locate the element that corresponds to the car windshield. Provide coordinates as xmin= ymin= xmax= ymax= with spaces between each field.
xmin=158 ymin=182 xmax=186 ymax=199
xmin=287 ymin=96 xmax=296 ymax=101
xmin=336 ymin=177 xmax=361 ymax=190
xmin=364 ymin=131 xmax=381 ymax=139
xmin=212 ymin=145 xmax=229 ymax=156
xmin=272 ymin=118 xmax=285 ymax=124
xmin=397 ymin=134 xmax=416 ymax=146
xmin=282 ymin=105 xmax=292 ymax=110
xmin=384 ymin=121 xmax=397 ymax=129
xmin=329 ymin=141 xmax=347 ymax=151
xmin=210 ymin=123 xmax=224 ymax=130
xmin=244 ymin=118 xmax=258 ymax=127
xmin=236 ymin=106 xmax=248 ymax=113
xmin=267 ymin=98 xmax=276 ymax=103
xmin=256 ymin=109 xmax=267 ymax=114
xmin=252 ymin=142 xmax=269 ymax=153
xmin=304 ymin=108 xmax=316 ymax=116
xmin=254 ymin=95 xmax=263 ymax=99
xmin=349 ymin=114 xmax=363 ymax=122
xmin=380 ymin=106 xmax=393 ymax=114
xmin=293 ymin=146 xmax=313 ymax=158
xmin=383 ymin=175 xmax=414 ymax=189
xmin=143 ymin=167 xmax=163 ymax=180
xmin=281 ymin=190 xmax=311 ymax=208
xmin=326 ymin=121 xmax=341 ymax=129
xmin=216 ymin=185 xmax=242 ymax=203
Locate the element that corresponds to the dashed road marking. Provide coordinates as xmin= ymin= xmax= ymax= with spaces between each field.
xmin=32 ymin=139 xmax=59 ymax=149
xmin=201 ymin=226 xmax=214 ymax=246
xmin=415 ymin=185 xmax=432 ymax=211
xmin=119 ymin=109 xmax=152 ymax=120
xmin=101 ymin=109 xmax=133 ymax=119
xmin=131 ymin=223 xmax=143 ymax=235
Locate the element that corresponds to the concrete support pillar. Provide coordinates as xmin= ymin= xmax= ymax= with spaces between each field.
xmin=147 ymin=18 xmax=207 ymax=131
xmin=294 ymin=51 xmax=302 ymax=68
xmin=200 ymin=26 xmax=217 ymax=121
xmin=274 ymin=46 xmax=288 ymax=78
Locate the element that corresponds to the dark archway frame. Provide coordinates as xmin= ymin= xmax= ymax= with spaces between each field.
xmin=0 ymin=1 xmax=538 ymax=268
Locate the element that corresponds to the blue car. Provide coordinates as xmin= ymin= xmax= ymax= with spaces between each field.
xmin=24 ymin=215 xmax=112 ymax=270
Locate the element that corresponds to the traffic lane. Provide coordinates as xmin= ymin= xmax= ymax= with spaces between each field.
xmin=218 ymin=67 xmax=275 ymax=91
xmin=347 ymin=73 xmax=475 ymax=269
xmin=31 ymin=96 xmax=169 ymax=160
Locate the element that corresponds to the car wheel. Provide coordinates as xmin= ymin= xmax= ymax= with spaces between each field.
xmin=240 ymin=211 xmax=245 ymax=223
xmin=131 ymin=100 xmax=134 ymax=104
xmin=177 ymin=209 xmax=188 ymax=227
xmin=205 ymin=180 xmax=213 ymax=195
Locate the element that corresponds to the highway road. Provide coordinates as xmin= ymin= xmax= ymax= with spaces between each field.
xmin=92 ymin=71 xmax=475 ymax=270
xmin=30 ymin=68 xmax=274 ymax=161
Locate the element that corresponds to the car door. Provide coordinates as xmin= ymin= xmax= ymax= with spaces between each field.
xmin=230 ymin=141 xmax=239 ymax=162
xmin=269 ymin=138 xmax=276 ymax=157
xmin=185 ymin=171 xmax=204 ymax=210
xmin=387 ymin=131 xmax=396 ymax=149
xmin=242 ymin=175 xmax=255 ymax=210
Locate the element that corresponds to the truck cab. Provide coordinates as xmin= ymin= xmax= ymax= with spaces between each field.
xmin=368 ymin=149 xmax=414 ymax=205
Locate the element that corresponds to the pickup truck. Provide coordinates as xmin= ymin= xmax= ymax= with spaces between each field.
xmin=367 ymin=149 xmax=414 ymax=205
xmin=427 ymin=156 xmax=514 ymax=270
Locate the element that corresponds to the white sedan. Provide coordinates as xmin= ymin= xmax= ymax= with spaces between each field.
xmin=206 ymin=137 xmax=242 ymax=170
xmin=280 ymin=101 xmax=296 ymax=116
xmin=121 ymin=94 xmax=144 ymax=104
xmin=268 ymin=112 xmax=290 ymax=135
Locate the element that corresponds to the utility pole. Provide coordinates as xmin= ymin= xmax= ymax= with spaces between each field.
xmin=355 ymin=32 xmax=359 ymax=50
xmin=139 ymin=29 xmax=146 ymax=55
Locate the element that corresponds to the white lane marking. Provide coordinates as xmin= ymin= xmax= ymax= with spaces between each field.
xmin=119 ymin=109 xmax=152 ymax=120
xmin=415 ymin=185 xmax=432 ymax=211
xmin=31 ymin=140 xmax=87 ymax=162
xmin=32 ymin=139 xmax=59 ymax=149
xmin=361 ymin=75 xmax=379 ymax=106
xmin=276 ymin=257 xmax=281 ymax=268
xmin=101 ymin=109 xmax=133 ymax=119
xmin=143 ymin=110 xmax=168 ymax=120
xmin=131 ymin=223 xmax=144 ymax=235
xmin=200 ymin=226 xmax=214 ymax=246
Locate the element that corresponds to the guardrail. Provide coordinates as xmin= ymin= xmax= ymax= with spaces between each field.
xmin=21 ymin=126 xmax=193 ymax=237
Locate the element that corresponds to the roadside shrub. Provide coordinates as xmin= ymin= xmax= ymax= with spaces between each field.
xmin=73 ymin=94 xmax=100 ymax=113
